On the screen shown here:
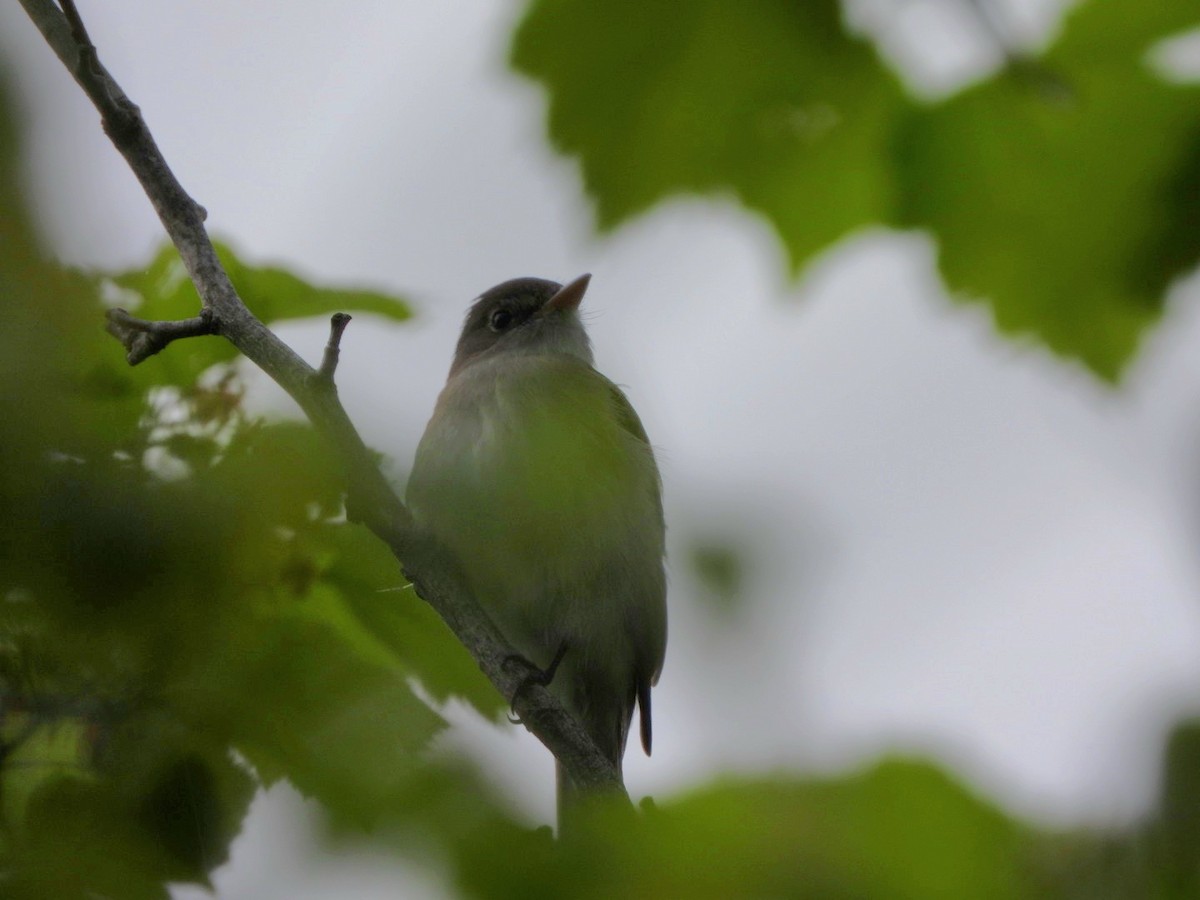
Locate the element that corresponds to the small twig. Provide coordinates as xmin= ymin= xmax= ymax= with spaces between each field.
xmin=57 ymin=0 xmax=95 ymax=63
xmin=105 ymin=307 xmax=216 ymax=365
xmin=57 ymin=0 xmax=94 ymax=56
xmin=317 ymin=313 xmax=352 ymax=383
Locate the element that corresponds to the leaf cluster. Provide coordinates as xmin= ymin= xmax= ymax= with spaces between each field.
xmin=4 ymin=1 xmax=1200 ymax=894
xmin=511 ymin=0 xmax=1200 ymax=380
xmin=0 ymin=72 xmax=498 ymax=896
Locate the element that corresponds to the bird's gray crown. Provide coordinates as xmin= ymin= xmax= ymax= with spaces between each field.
xmin=449 ymin=276 xmax=594 ymax=376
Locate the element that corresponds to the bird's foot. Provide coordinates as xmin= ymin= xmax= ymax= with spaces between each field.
xmin=505 ymin=641 xmax=569 ymax=725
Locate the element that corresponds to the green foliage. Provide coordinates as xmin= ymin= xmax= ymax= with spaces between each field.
xmin=688 ymin=541 xmax=745 ymax=614
xmin=1155 ymin=722 xmax=1200 ymax=895
xmin=893 ymin=0 xmax=1200 ymax=380
xmin=0 ymin=71 xmax=492 ymax=895
xmin=439 ymin=746 xmax=1200 ymax=899
xmin=511 ymin=0 xmax=903 ymax=266
xmin=511 ymin=0 xmax=1200 ymax=379
xmin=4 ymin=8 xmax=1200 ymax=896
xmin=98 ymin=239 xmax=410 ymax=397
xmin=450 ymin=761 xmax=1032 ymax=899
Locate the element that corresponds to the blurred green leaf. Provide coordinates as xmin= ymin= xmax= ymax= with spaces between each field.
xmin=325 ymin=524 xmax=502 ymax=717
xmin=3 ymin=711 xmax=255 ymax=898
xmin=101 ymin=711 xmax=257 ymax=884
xmin=511 ymin=0 xmax=906 ymax=267
xmin=212 ymin=420 xmax=346 ymax=526
xmin=892 ymin=0 xmax=1200 ymax=380
xmin=1155 ymin=719 xmax=1200 ymax=893
xmin=9 ymin=9 xmax=1200 ymax=896
xmin=111 ymin=240 xmax=412 ymax=328
xmin=688 ymin=542 xmax=745 ymax=614
xmin=101 ymin=240 xmax=411 ymax=394
xmin=513 ymin=0 xmax=1200 ymax=379
xmin=214 ymin=241 xmax=412 ymax=325
xmin=12 ymin=777 xmax=175 ymax=900
xmin=184 ymin=616 xmax=445 ymax=828
xmin=0 ymin=66 xmax=448 ymax=890
xmin=453 ymin=760 xmax=1033 ymax=899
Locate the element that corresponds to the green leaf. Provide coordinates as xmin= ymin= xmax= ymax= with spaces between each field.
xmin=101 ymin=711 xmax=257 ymax=884
xmin=1155 ymin=720 xmax=1200 ymax=892
xmin=110 ymin=240 xmax=411 ymax=327
xmin=511 ymin=0 xmax=907 ymax=267
xmin=453 ymin=759 xmax=1034 ymax=899
xmin=0 ymin=57 xmax=459 ymax=893
xmin=514 ymin=0 xmax=1200 ymax=380
xmin=184 ymin=615 xmax=446 ymax=828
xmin=212 ymin=420 xmax=347 ymax=526
xmin=11 ymin=777 xmax=173 ymax=900
xmin=688 ymin=542 xmax=745 ymax=614
xmin=102 ymin=240 xmax=411 ymax=392
xmin=0 ymin=76 xmax=136 ymax=464
xmin=323 ymin=523 xmax=503 ymax=717
xmin=892 ymin=0 xmax=1200 ymax=380
xmin=211 ymin=241 xmax=412 ymax=325
xmin=4 ymin=721 xmax=254 ymax=898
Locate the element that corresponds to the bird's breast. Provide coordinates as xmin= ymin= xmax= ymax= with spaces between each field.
xmin=408 ymin=356 xmax=657 ymax=601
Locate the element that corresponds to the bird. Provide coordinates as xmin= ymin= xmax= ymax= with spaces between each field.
xmin=406 ymin=274 xmax=666 ymax=825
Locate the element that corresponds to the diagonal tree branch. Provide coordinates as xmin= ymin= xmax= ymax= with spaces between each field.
xmin=18 ymin=0 xmax=626 ymax=804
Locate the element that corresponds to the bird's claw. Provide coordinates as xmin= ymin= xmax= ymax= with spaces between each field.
xmin=504 ymin=642 xmax=569 ymax=724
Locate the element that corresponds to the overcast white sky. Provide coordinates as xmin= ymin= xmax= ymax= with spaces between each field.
xmin=4 ymin=1 xmax=1200 ymax=897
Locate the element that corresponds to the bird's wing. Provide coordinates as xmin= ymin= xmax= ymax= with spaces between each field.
xmin=604 ymin=375 xmax=667 ymax=755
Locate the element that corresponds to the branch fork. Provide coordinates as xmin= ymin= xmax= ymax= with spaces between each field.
xmin=105 ymin=306 xmax=216 ymax=364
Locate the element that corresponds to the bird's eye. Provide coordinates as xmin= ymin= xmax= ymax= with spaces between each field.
xmin=489 ymin=308 xmax=513 ymax=332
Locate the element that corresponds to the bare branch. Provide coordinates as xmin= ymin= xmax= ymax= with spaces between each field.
xmin=19 ymin=0 xmax=626 ymax=803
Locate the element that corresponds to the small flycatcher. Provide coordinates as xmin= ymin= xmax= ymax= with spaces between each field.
xmin=407 ymin=274 xmax=667 ymax=821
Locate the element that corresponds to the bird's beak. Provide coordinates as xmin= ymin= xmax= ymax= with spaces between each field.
xmin=543 ymin=273 xmax=591 ymax=314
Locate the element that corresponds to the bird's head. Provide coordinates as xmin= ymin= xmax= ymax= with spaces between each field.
xmin=449 ymin=274 xmax=594 ymax=377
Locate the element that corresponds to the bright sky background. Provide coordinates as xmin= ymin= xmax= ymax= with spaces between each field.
xmin=4 ymin=1 xmax=1200 ymax=897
